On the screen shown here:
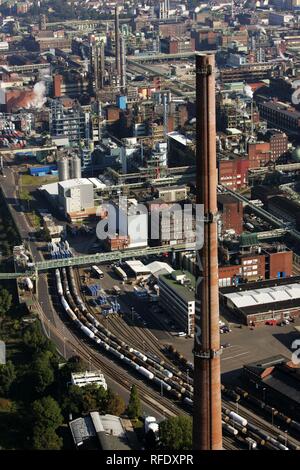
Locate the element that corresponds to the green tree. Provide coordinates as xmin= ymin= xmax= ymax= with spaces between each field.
xmin=106 ymin=390 xmax=126 ymax=416
xmin=127 ymin=385 xmax=141 ymax=420
xmin=62 ymin=384 xmax=85 ymax=418
xmin=159 ymin=415 xmax=192 ymax=450
xmin=31 ymin=396 xmax=63 ymax=431
xmin=0 ymin=287 xmax=12 ymax=317
xmin=31 ymin=350 xmax=55 ymax=394
xmin=23 ymin=321 xmax=55 ymax=354
xmin=0 ymin=361 xmax=16 ymax=396
xmin=32 ymin=427 xmax=63 ymax=450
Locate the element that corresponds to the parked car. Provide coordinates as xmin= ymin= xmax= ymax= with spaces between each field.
xmin=266 ymin=320 xmax=277 ymax=326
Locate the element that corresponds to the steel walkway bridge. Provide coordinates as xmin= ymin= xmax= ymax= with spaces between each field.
xmin=0 ymin=243 xmax=195 ymax=279
xmin=220 ymin=186 xmax=300 ymax=244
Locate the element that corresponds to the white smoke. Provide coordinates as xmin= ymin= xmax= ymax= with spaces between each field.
xmin=244 ymin=84 xmax=253 ymax=99
xmin=29 ymin=81 xmax=47 ymax=109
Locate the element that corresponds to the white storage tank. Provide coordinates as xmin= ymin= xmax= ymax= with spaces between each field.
xmin=145 ymin=416 xmax=157 ymax=433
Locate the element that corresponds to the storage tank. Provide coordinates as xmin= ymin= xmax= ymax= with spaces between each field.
xmin=71 ymin=156 xmax=81 ymax=179
xmin=58 ymin=157 xmax=70 ymax=181
xmin=148 ymin=422 xmax=159 ymax=434
xmin=144 ymin=416 xmax=157 ymax=433
xmin=25 ymin=277 xmax=33 ymax=290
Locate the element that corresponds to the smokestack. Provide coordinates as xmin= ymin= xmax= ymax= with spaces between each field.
xmin=120 ymin=34 xmax=126 ymax=92
xmin=115 ymin=6 xmax=121 ymax=77
xmin=93 ymin=41 xmax=105 ymax=94
xmin=193 ymin=53 xmax=223 ymax=450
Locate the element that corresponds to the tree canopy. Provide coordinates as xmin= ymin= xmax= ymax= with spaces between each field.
xmin=159 ymin=415 xmax=192 ymax=450
xmin=127 ymin=385 xmax=141 ymax=420
xmin=0 ymin=361 xmax=16 ymax=396
xmin=0 ymin=288 xmax=12 ymax=318
xmin=32 ymin=427 xmax=63 ymax=450
xmin=31 ymin=396 xmax=63 ymax=450
xmin=32 ymin=396 xmax=63 ymax=429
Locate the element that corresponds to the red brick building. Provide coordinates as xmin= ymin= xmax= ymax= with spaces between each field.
xmin=219 ymin=247 xmax=293 ymax=287
xmin=218 ymin=156 xmax=249 ymax=189
xmin=218 ymin=194 xmax=243 ymax=235
xmin=248 ymin=141 xmax=271 ymax=169
xmin=160 ymin=36 xmax=195 ymax=54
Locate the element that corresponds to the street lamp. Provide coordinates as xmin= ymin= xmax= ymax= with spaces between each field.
xmin=271 ymin=407 xmax=274 ymax=427
xmin=262 ymin=387 xmax=266 ymax=403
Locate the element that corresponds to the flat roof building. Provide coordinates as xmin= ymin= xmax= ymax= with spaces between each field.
xmin=158 ymin=270 xmax=195 ymax=335
xmin=220 ymin=276 xmax=300 ymax=325
xmin=71 ymin=371 xmax=107 ymax=390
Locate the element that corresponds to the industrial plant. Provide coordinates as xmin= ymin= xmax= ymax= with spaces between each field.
xmin=1 ymin=0 xmax=300 ymax=456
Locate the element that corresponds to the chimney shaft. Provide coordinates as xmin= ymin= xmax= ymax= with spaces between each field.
xmin=115 ymin=6 xmax=121 ymax=77
xmin=193 ymin=53 xmax=223 ymax=450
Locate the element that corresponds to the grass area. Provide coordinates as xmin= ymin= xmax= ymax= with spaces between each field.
xmin=20 ymin=174 xmax=58 ymax=188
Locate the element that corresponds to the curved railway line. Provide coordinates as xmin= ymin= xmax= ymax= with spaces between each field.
xmin=74 ymin=267 xmax=172 ymax=364
xmin=36 ymin=295 xmax=180 ymax=419
xmin=38 ymin=267 xmax=300 ymax=450
xmin=37 ymin=298 xmax=238 ymax=450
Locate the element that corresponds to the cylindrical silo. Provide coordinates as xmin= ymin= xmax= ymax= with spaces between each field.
xmin=58 ymin=157 xmax=70 ymax=181
xmin=71 ymin=156 xmax=82 ymax=179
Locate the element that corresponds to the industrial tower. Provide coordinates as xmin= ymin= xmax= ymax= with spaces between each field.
xmin=193 ymin=53 xmax=223 ymax=450
xmin=115 ymin=6 xmax=121 ymax=76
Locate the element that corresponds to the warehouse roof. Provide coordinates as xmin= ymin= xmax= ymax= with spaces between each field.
xmin=224 ymin=283 xmax=300 ymax=309
xmin=58 ymin=178 xmax=93 ymax=189
xmin=125 ymin=260 xmax=150 ymax=275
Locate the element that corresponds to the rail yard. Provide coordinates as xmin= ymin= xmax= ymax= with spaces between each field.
xmin=43 ymin=261 xmax=300 ymax=451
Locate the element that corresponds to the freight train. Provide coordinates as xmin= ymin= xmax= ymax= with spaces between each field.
xmin=55 ymin=268 xmax=193 ymax=403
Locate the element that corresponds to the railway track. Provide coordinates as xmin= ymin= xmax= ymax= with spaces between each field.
xmin=74 ymin=267 xmax=175 ymax=366
xmin=41 ymin=268 xmax=288 ymax=451
xmin=36 ymin=294 xmax=180 ymax=418
xmin=223 ymin=398 xmax=300 ymax=449
xmin=37 ymin=272 xmax=242 ymax=450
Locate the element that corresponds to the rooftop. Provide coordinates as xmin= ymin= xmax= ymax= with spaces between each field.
xmin=224 ymin=282 xmax=300 ymax=309
xmin=159 ymin=270 xmax=195 ymax=303
xmin=58 ymin=178 xmax=93 ymax=189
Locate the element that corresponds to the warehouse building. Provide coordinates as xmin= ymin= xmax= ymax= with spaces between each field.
xmin=220 ymin=276 xmax=300 ymax=325
xmin=158 ymin=270 xmax=195 ymax=335
xmin=69 ymin=413 xmax=136 ymax=450
xmin=243 ymin=355 xmax=300 ymax=420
